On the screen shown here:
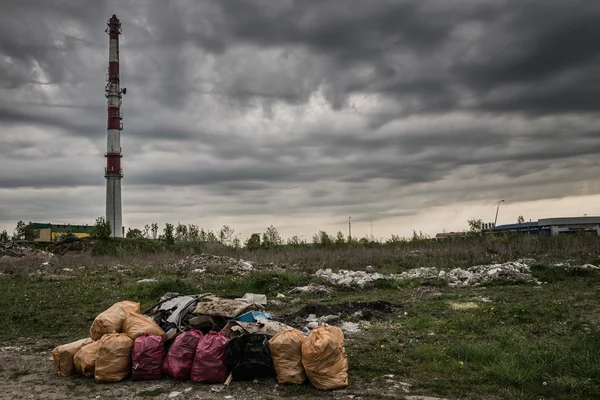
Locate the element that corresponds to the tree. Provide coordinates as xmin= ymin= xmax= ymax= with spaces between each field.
xmin=175 ymin=223 xmax=188 ymax=241
xmin=335 ymin=231 xmax=346 ymax=246
xmin=262 ymin=225 xmax=282 ymax=248
xmin=126 ymin=228 xmax=143 ymax=239
xmin=142 ymin=224 xmax=151 ymax=238
xmin=188 ymin=224 xmax=199 ymax=240
xmin=91 ymin=217 xmax=112 ymax=239
xmin=467 ymin=218 xmax=483 ymax=233
xmin=150 ymin=223 xmax=159 ymax=240
xmin=0 ymin=230 xmax=9 ymax=242
xmin=517 ymin=215 xmax=525 ymax=224
xmin=313 ymin=230 xmax=333 ymax=247
xmin=163 ymin=223 xmax=175 ymax=245
xmin=219 ymin=225 xmax=235 ymax=245
xmin=246 ymin=233 xmax=261 ymax=250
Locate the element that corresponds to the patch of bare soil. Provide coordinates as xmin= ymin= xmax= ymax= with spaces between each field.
xmin=0 ymin=343 xmax=412 ymax=400
xmin=280 ymin=300 xmax=400 ymax=327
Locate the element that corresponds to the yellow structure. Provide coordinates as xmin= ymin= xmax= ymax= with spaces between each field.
xmin=32 ymin=223 xmax=93 ymax=242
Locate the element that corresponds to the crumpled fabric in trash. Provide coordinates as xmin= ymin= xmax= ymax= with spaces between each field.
xmin=222 ymin=320 xmax=294 ymax=339
xmin=192 ymin=295 xmax=256 ymax=319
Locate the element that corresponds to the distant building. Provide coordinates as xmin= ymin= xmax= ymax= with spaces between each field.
xmin=32 ymin=223 xmax=94 ymax=242
xmin=488 ymin=216 xmax=600 ymax=236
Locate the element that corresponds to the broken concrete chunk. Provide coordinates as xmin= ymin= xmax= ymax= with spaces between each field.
xmin=365 ymin=265 xmax=375 ymax=273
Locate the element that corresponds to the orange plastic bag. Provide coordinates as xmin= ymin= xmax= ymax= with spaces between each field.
xmin=90 ymin=301 xmax=140 ymax=340
xmin=74 ymin=340 xmax=101 ymax=377
xmin=51 ymin=338 xmax=94 ymax=377
xmin=301 ymin=325 xmax=348 ymax=390
xmin=123 ymin=313 xmax=166 ymax=340
xmin=94 ymin=333 xmax=133 ymax=382
xmin=269 ymin=329 xmax=306 ymax=384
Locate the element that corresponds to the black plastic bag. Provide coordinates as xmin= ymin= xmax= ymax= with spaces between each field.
xmin=225 ymin=334 xmax=275 ymax=380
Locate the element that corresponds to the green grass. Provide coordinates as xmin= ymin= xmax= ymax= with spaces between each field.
xmin=2 ymin=245 xmax=600 ymax=399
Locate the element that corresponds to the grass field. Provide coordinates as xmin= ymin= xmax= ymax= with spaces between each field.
xmin=1 ymin=235 xmax=600 ymax=399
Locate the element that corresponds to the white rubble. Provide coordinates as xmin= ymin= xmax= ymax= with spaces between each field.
xmin=340 ymin=321 xmax=361 ymax=334
xmin=137 ymin=278 xmax=158 ymax=283
xmin=314 ymin=268 xmax=388 ymax=288
xmin=315 ymin=260 xmax=540 ymax=288
xmin=392 ymin=260 xmax=539 ymax=287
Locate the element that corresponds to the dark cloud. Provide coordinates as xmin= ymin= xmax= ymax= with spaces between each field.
xmin=1 ymin=0 xmax=599 ymax=236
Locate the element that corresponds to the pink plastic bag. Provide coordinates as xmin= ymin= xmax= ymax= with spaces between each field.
xmin=163 ymin=330 xmax=203 ymax=380
xmin=132 ymin=334 xmax=165 ymax=381
xmin=191 ymin=331 xmax=230 ymax=383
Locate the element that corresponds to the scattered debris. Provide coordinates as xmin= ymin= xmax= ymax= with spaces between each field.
xmin=340 ymin=322 xmax=361 ymax=334
xmin=289 ymin=284 xmax=333 ymax=296
xmin=571 ymin=264 xmax=600 ymax=270
xmin=136 ymin=279 xmax=158 ymax=283
xmin=365 ymin=265 xmax=375 ymax=273
xmin=449 ymin=302 xmax=479 ymax=310
xmin=168 ymin=391 xmax=182 ymax=398
xmin=276 ymin=293 xmax=286 ymax=299
xmin=236 ymin=293 xmax=267 ymax=306
xmin=314 ymin=269 xmax=388 ymax=288
xmin=62 ymin=268 xmax=73 ymax=272
xmin=394 ymin=261 xmax=540 ymax=286
xmin=166 ymin=254 xmax=282 ymax=274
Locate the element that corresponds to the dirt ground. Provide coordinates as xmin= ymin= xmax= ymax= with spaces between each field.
xmin=0 ymin=343 xmax=423 ymax=400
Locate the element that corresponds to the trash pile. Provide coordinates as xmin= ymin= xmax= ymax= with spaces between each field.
xmin=314 ymin=268 xmax=387 ymax=288
xmin=0 ymin=242 xmax=32 ymax=258
xmin=314 ymin=260 xmax=541 ymax=288
xmin=52 ymin=293 xmax=348 ymax=390
xmin=165 ymin=254 xmax=282 ymax=274
xmin=393 ymin=260 xmax=540 ymax=287
xmin=0 ymin=242 xmax=54 ymax=262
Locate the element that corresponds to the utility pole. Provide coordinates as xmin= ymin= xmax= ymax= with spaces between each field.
xmin=494 ymin=199 xmax=505 ymax=229
xmin=348 ymin=216 xmax=352 ymax=242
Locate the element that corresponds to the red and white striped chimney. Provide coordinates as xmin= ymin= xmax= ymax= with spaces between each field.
xmin=105 ymin=14 xmax=125 ymax=237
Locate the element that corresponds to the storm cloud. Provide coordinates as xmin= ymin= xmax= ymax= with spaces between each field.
xmin=1 ymin=0 xmax=599 ymax=238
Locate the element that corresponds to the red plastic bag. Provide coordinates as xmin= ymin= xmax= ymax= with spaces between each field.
xmin=191 ymin=331 xmax=230 ymax=383
xmin=163 ymin=330 xmax=203 ymax=380
xmin=132 ymin=334 xmax=165 ymax=381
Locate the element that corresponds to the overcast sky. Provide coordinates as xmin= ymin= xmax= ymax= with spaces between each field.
xmin=1 ymin=0 xmax=600 ymax=240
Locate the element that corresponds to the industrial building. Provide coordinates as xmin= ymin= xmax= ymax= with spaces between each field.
xmin=490 ymin=216 xmax=600 ymax=236
xmin=32 ymin=223 xmax=94 ymax=242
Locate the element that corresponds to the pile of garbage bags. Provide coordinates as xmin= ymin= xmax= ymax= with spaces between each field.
xmin=51 ymin=293 xmax=348 ymax=391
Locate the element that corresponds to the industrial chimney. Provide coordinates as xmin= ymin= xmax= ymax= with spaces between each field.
xmin=104 ymin=15 xmax=126 ymax=237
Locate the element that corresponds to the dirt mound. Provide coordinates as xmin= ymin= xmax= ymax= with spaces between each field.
xmin=280 ymin=300 xmax=400 ymax=328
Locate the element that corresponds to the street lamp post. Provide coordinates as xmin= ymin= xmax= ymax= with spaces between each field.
xmin=494 ymin=200 xmax=505 ymax=229
xmin=348 ymin=216 xmax=352 ymax=241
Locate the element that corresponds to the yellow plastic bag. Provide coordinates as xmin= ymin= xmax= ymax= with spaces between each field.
xmin=301 ymin=325 xmax=348 ymax=390
xmin=94 ymin=333 xmax=133 ymax=382
xmin=74 ymin=340 xmax=101 ymax=377
xmin=90 ymin=301 xmax=140 ymax=340
xmin=123 ymin=312 xmax=166 ymax=340
xmin=51 ymin=337 xmax=94 ymax=377
xmin=269 ymin=329 xmax=306 ymax=384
